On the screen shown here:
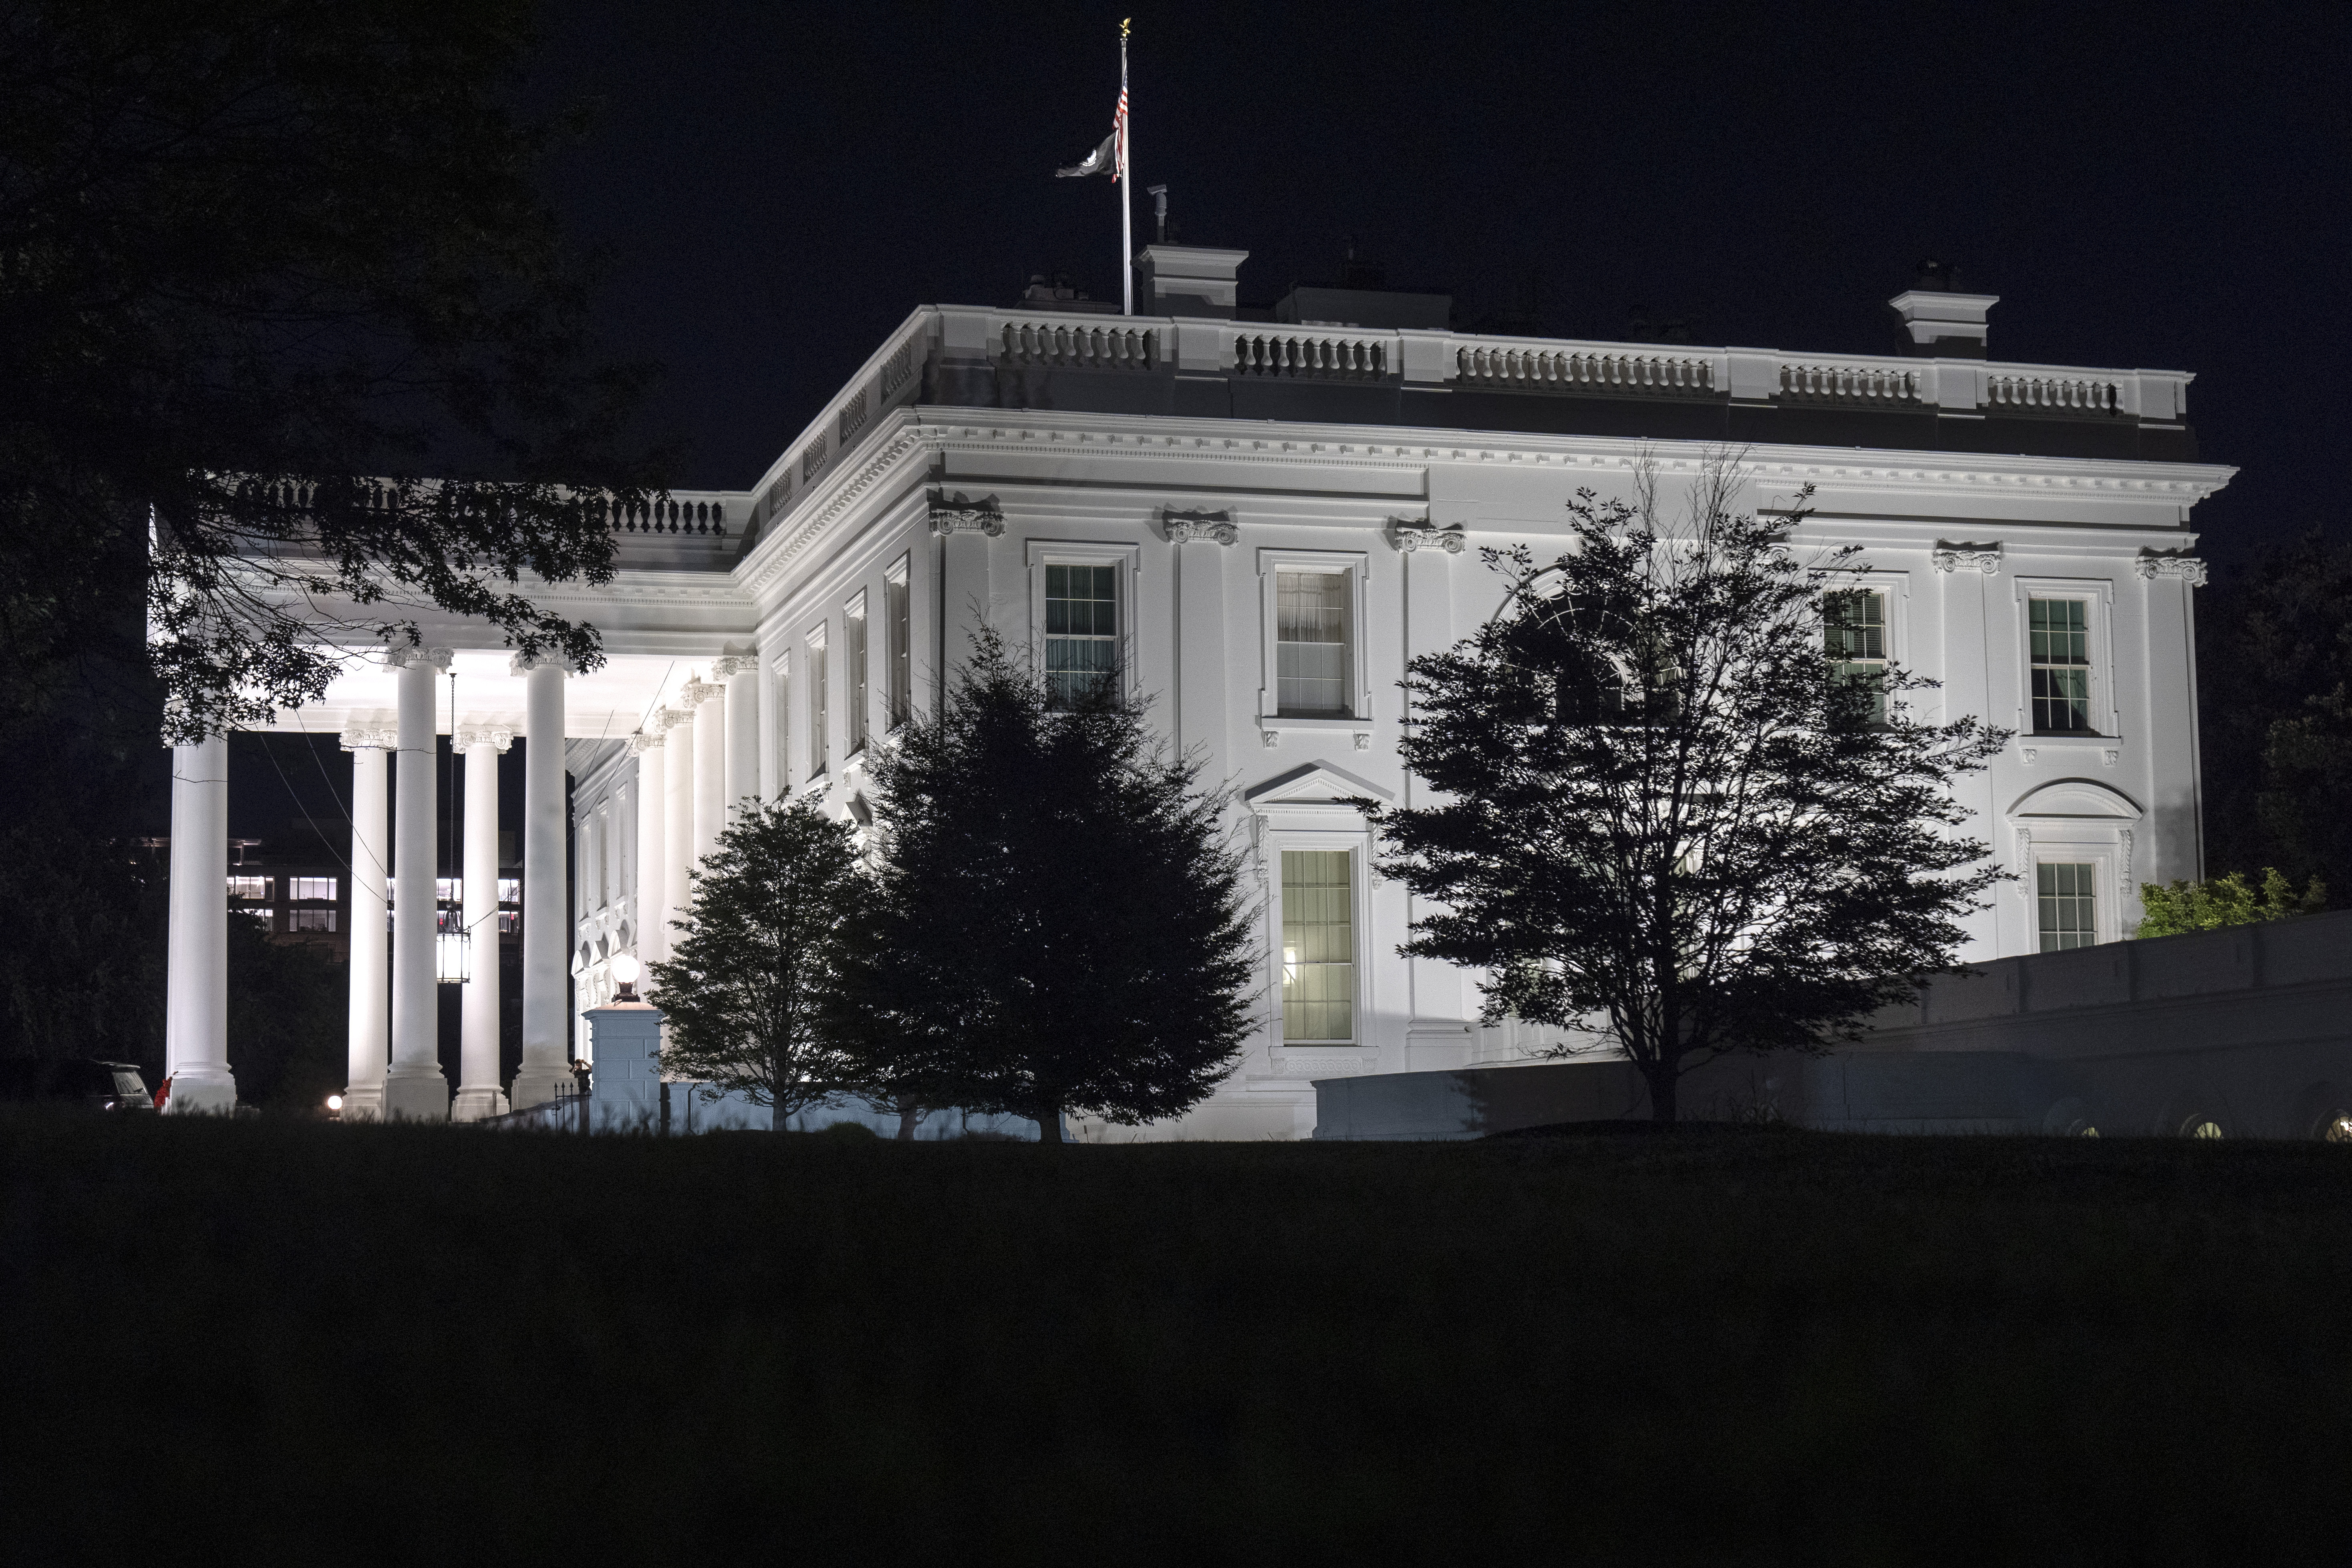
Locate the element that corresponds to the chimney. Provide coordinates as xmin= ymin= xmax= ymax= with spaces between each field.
xmin=1888 ymin=260 xmax=1998 ymax=359
xmin=1134 ymin=245 xmax=1248 ymax=319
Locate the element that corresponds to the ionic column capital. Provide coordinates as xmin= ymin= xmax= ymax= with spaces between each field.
xmin=455 ymin=723 xmax=516 ymax=753
xmin=711 ymin=653 xmax=759 ymax=680
xmin=509 ymin=648 xmax=579 ymax=676
xmin=679 ymin=677 xmax=725 ymax=708
xmin=340 ymin=719 xmax=399 ymax=751
xmin=384 ymin=642 xmax=453 ymax=671
xmin=627 ymin=729 xmax=666 ymax=755
xmin=654 ymin=706 xmax=689 ymax=733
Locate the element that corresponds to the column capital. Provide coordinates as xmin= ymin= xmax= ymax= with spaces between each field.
xmin=509 ymin=648 xmax=579 ymax=676
xmin=455 ymin=723 xmax=516 ymax=753
xmin=1388 ymin=516 xmax=1466 ymax=554
xmin=1162 ymin=506 xmax=1238 ymax=545
xmin=384 ymin=642 xmax=453 ymax=671
xmin=679 ymin=677 xmax=725 ymax=708
xmin=340 ymin=719 xmax=399 ymax=751
xmin=1931 ymin=541 xmax=2003 ymax=574
xmin=2133 ymin=549 xmax=2207 ymax=585
xmin=655 ymin=705 xmax=689 ymax=732
xmin=711 ymin=652 xmax=759 ymax=680
xmin=627 ymin=729 xmax=666 ymax=756
xmin=927 ymin=488 xmax=1005 ymax=537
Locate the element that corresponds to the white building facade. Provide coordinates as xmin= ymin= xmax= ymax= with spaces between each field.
xmin=159 ymin=247 xmax=2233 ymax=1134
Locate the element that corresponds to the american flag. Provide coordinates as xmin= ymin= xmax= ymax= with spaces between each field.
xmin=1055 ymin=20 xmax=1131 ymax=183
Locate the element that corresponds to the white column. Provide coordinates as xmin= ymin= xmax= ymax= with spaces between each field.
xmin=663 ymin=704 xmax=695 ymax=929
xmin=452 ymin=723 xmax=514 ymax=1121
xmin=163 ymin=732 xmax=237 ymax=1113
xmin=718 ymin=652 xmax=760 ymax=821
xmin=509 ymin=654 xmax=572 ymax=1109
xmin=340 ymin=725 xmax=395 ymax=1121
xmin=630 ymin=728 xmax=668 ymax=964
xmin=384 ymin=646 xmax=451 ymax=1120
xmin=687 ymin=673 xmax=726 ymax=861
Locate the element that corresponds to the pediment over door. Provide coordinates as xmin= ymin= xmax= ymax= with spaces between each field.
xmin=1244 ymin=761 xmax=1393 ymax=829
xmin=2008 ymin=779 xmax=2143 ymax=819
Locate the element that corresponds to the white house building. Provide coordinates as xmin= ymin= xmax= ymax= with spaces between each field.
xmin=156 ymin=246 xmax=2233 ymax=1134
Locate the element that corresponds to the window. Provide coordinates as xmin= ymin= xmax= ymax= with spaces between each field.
xmin=1277 ymin=572 xmax=1351 ymax=717
xmin=844 ymin=594 xmax=869 ymax=755
xmin=2036 ymin=862 xmax=2097 ymax=951
xmin=226 ymin=876 xmax=267 ymax=900
xmin=289 ymin=909 xmax=338 ymax=933
xmin=1824 ymin=588 xmax=1887 ymax=724
xmin=497 ymin=878 xmax=520 ymax=903
xmin=887 ymin=559 xmax=911 ymax=728
xmin=1281 ymin=849 xmax=1355 ymax=1043
xmin=2029 ymin=598 xmax=2094 ymax=733
xmin=807 ymin=628 xmax=829 ymax=776
xmin=1045 ymin=563 xmax=1119 ymax=708
xmin=236 ymin=908 xmax=276 ymax=927
xmin=772 ymin=655 xmax=791 ymax=793
xmin=435 ymin=877 xmax=460 ymax=902
xmin=286 ymin=876 xmax=337 ymax=902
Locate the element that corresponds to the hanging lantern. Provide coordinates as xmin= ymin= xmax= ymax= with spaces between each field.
xmin=437 ymin=929 xmax=472 ymax=984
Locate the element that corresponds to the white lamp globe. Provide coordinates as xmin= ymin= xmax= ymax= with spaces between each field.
xmin=611 ymin=952 xmax=641 ymax=986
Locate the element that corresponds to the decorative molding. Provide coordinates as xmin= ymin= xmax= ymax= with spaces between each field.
xmin=1352 ymin=732 xmax=1372 ymax=751
xmin=2133 ymin=550 xmax=2208 ymax=586
xmin=679 ymin=677 xmax=725 ymax=709
xmin=2102 ymin=748 xmax=2119 ymax=768
xmin=2119 ymin=828 xmax=2135 ymax=898
xmin=654 ymin=706 xmax=688 ymax=733
xmin=710 ymin=653 xmax=759 ymax=680
xmin=1162 ymin=506 xmax=1238 ymax=545
xmin=454 ymin=724 xmax=516 ymax=753
xmin=926 ymin=488 xmax=1005 ymax=537
xmin=1389 ymin=517 xmax=1466 ymax=554
xmin=339 ymin=722 xmax=398 ymax=751
xmin=626 ymin=729 xmax=665 ymax=755
xmin=1931 ymin=542 xmax=2002 ymax=574
xmin=2019 ymin=745 xmax=2038 ymax=765
xmin=1261 ymin=731 xmax=1281 ymax=749
xmin=508 ymin=649 xmax=577 ymax=676
xmin=385 ymin=643 xmax=453 ymax=671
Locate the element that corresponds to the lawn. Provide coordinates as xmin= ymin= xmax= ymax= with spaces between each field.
xmin=4 ymin=1114 xmax=2347 ymax=1564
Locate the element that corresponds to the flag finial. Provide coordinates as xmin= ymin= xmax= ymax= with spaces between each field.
xmin=1121 ymin=17 xmax=1131 ymax=38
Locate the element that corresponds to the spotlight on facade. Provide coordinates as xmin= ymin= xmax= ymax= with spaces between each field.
xmin=436 ymin=930 xmax=471 ymax=985
xmin=611 ymin=951 xmax=641 ymax=1003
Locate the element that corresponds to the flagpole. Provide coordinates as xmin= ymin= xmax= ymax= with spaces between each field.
xmin=1119 ymin=19 xmax=1133 ymax=316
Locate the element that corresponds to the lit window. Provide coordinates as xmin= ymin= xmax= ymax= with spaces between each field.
xmin=435 ymin=877 xmax=460 ymax=902
xmin=288 ymin=909 xmax=338 ymax=933
xmin=1277 ymin=572 xmax=1351 ymax=717
xmin=497 ymin=878 xmax=520 ymax=903
xmin=1281 ymin=849 xmax=1355 ymax=1043
xmin=887 ymin=561 xmax=911 ymax=728
xmin=1045 ymin=564 xmax=1118 ymax=708
xmin=2029 ymin=598 xmax=2094 ymax=733
xmin=226 ymin=876 xmax=267 ymax=900
xmin=2036 ymin=862 xmax=2096 ymax=952
xmin=845 ymin=595 xmax=869 ymax=755
xmin=497 ymin=911 xmax=520 ymax=934
xmin=236 ymin=907 xmax=275 ymax=927
xmin=2186 ymin=1119 xmax=2225 ymax=1140
xmin=1824 ymin=588 xmax=1887 ymax=724
xmin=808 ymin=628 xmax=829 ymax=776
xmin=286 ymin=876 xmax=337 ymax=902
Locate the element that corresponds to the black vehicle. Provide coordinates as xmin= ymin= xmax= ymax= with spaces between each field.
xmin=0 ymin=1058 xmax=155 ymax=1111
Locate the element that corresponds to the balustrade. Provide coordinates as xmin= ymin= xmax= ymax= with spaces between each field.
xmin=995 ymin=318 xmax=1158 ymax=371
xmin=1985 ymin=373 xmax=2121 ymax=416
xmin=1455 ymin=344 xmax=1713 ymax=396
xmin=1232 ymin=332 xmax=1388 ymax=380
xmin=1778 ymin=362 xmax=1923 ymax=405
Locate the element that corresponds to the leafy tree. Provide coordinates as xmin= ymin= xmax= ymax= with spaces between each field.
xmin=0 ymin=0 xmax=667 ymax=739
xmin=2197 ymin=530 xmax=2352 ymax=904
xmin=1371 ymin=457 xmax=2007 ymax=1124
xmin=222 ymin=914 xmax=347 ymax=1110
xmin=2134 ymin=869 xmax=2325 ymax=939
xmin=649 ymin=801 xmax=875 ymax=1133
xmin=842 ymin=630 xmax=1254 ymax=1145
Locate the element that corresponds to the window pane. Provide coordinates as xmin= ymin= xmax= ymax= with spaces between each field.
xmin=887 ymin=574 xmax=910 ymax=726
xmin=1824 ymin=589 xmax=1887 ymax=724
xmin=1281 ymin=849 xmax=1354 ymax=1043
xmin=1045 ymin=563 xmax=1118 ymax=709
xmin=2037 ymin=861 xmax=2097 ymax=951
xmin=846 ymin=608 xmax=868 ymax=754
xmin=1277 ymin=572 xmax=1350 ymax=716
xmin=2029 ymin=598 xmax=2094 ymax=733
xmin=809 ymin=635 xmax=828 ymax=773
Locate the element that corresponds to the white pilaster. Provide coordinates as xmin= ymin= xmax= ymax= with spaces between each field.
xmin=630 ymin=728 xmax=668 ymax=964
xmin=717 ymin=653 xmax=760 ymax=821
xmin=340 ymin=725 xmax=395 ymax=1121
xmin=452 ymin=723 xmax=514 ymax=1121
xmin=509 ymin=654 xmax=572 ymax=1110
xmin=687 ymin=674 xmax=725 ymax=861
xmin=662 ymin=704 xmax=695 ymax=930
xmin=384 ymin=646 xmax=451 ymax=1121
xmin=163 ymin=732 xmax=237 ymax=1113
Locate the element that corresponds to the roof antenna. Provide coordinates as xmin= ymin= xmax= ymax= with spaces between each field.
xmin=1147 ymin=184 xmax=1168 ymax=244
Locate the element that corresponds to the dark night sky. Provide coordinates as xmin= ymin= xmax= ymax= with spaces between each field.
xmin=524 ymin=0 xmax=2348 ymax=566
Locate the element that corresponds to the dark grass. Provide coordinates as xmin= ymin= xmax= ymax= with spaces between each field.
xmin=7 ymin=1115 xmax=2350 ymax=1564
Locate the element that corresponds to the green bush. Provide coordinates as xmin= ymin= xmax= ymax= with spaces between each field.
xmin=2135 ymin=868 xmax=2325 ymax=938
